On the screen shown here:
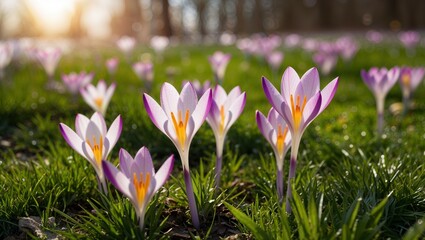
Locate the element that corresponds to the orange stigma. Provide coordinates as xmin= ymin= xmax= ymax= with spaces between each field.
xmin=95 ymin=98 xmax=103 ymax=109
xmin=401 ymin=73 xmax=411 ymax=88
xmin=86 ymin=136 xmax=103 ymax=166
xmin=290 ymin=94 xmax=307 ymax=131
xmin=276 ymin=125 xmax=289 ymax=156
xmin=133 ymin=172 xmax=151 ymax=206
xmin=171 ymin=109 xmax=190 ymax=150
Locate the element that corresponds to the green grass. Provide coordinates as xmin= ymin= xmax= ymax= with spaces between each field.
xmin=1 ymin=38 xmax=425 ymax=239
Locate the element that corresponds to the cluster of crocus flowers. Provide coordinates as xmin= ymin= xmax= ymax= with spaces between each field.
xmin=81 ymin=80 xmax=116 ymax=116
xmin=206 ymin=85 xmax=246 ymax=190
xmin=143 ymin=82 xmax=212 ymax=229
xmin=0 ymin=41 xmax=14 ymax=79
xmin=61 ymin=71 xmax=94 ymax=95
xmin=256 ymin=108 xmax=291 ymax=201
xmin=34 ymin=47 xmax=62 ymax=86
xmin=208 ymin=51 xmax=231 ymax=85
xmin=103 ymin=147 xmax=174 ymax=230
xmin=59 ymin=112 xmax=122 ymax=193
xmin=262 ymin=67 xmax=339 ymax=212
xmin=361 ymin=67 xmax=400 ymax=135
xmin=132 ymin=60 xmax=154 ymax=92
xmin=399 ymin=31 xmax=421 ymax=50
xmin=398 ymin=67 xmax=425 ymax=114
xmin=265 ymin=51 xmax=284 ymax=73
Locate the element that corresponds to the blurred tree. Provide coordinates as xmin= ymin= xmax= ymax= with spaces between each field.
xmin=161 ymin=0 xmax=173 ymax=37
xmin=112 ymin=0 xmax=142 ymax=38
xmin=68 ymin=0 xmax=85 ymax=38
xmin=191 ymin=0 xmax=208 ymax=38
xmin=234 ymin=0 xmax=245 ymax=34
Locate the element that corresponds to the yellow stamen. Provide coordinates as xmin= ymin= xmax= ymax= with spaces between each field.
xmin=86 ymin=136 xmax=103 ymax=166
xmin=277 ymin=125 xmax=289 ymax=156
xmin=290 ymin=94 xmax=307 ymax=131
xmin=171 ymin=109 xmax=190 ymax=150
xmin=401 ymin=73 xmax=411 ymax=88
xmin=133 ymin=172 xmax=151 ymax=206
xmin=95 ymin=98 xmax=103 ymax=109
xmin=219 ymin=105 xmax=225 ymax=134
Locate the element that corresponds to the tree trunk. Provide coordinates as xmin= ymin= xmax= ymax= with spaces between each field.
xmin=234 ymin=0 xmax=245 ymax=35
xmin=161 ymin=0 xmax=173 ymax=37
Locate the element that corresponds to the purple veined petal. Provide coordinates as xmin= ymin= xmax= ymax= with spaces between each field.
xmin=119 ymin=148 xmax=132 ymax=178
xmin=101 ymin=137 xmax=111 ymax=161
xmin=102 ymin=160 xmax=132 ymax=197
xmin=226 ymin=92 xmax=246 ymax=128
xmin=281 ymin=67 xmax=301 ymax=104
xmin=143 ymin=93 xmax=168 ymax=134
xmin=226 ymin=86 xmax=242 ymax=102
xmin=84 ymin=121 xmax=103 ymax=143
xmin=255 ymin=110 xmax=271 ymax=141
xmin=191 ymin=89 xmax=212 ymax=133
xmin=206 ymin=101 xmax=221 ymax=132
xmin=75 ymin=114 xmax=90 ymax=138
xmin=262 ymin=76 xmax=285 ymax=115
xmin=213 ymin=85 xmax=228 ymax=105
xmin=154 ymin=155 xmax=174 ymax=192
xmin=90 ymin=112 xmax=107 ymax=136
xmin=82 ymin=142 xmax=95 ymax=164
xmin=105 ymin=115 xmax=123 ymax=155
xmin=160 ymin=82 xmax=180 ymax=118
xmin=164 ymin=121 xmax=179 ymax=146
xmin=134 ymin=147 xmax=155 ymax=177
xmin=294 ymin=81 xmax=305 ymax=101
xmin=180 ymin=82 xmax=198 ymax=113
xmin=186 ymin=117 xmax=196 ymax=143
xmin=319 ymin=77 xmax=339 ymax=113
xmin=301 ymin=92 xmax=322 ymax=131
xmin=281 ymin=102 xmax=295 ymax=133
xmin=59 ymin=123 xmax=85 ymax=157
xmin=300 ymin=67 xmax=320 ymax=99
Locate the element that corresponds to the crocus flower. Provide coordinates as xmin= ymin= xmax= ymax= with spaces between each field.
xmin=266 ymin=51 xmax=284 ymax=72
xmin=143 ymin=82 xmax=212 ymax=229
xmin=313 ymin=51 xmax=338 ymax=76
xmin=106 ymin=58 xmax=119 ymax=75
xmin=62 ymin=71 xmax=94 ymax=95
xmin=262 ymin=67 xmax=339 ymax=212
xmin=0 ymin=41 xmax=14 ymax=79
xmin=35 ymin=47 xmax=62 ymax=84
xmin=81 ymin=80 xmax=116 ymax=116
xmin=208 ymin=51 xmax=231 ymax=84
xmin=150 ymin=36 xmax=169 ymax=54
xmin=117 ymin=36 xmax=136 ymax=59
xmin=256 ymin=108 xmax=291 ymax=201
xmin=133 ymin=60 xmax=154 ymax=92
xmin=335 ymin=36 xmax=358 ymax=62
xmin=103 ymin=147 xmax=174 ymax=230
xmin=206 ymin=85 xmax=246 ymax=190
xmin=399 ymin=31 xmax=420 ymax=49
xmin=361 ymin=67 xmax=400 ymax=135
xmin=284 ymin=34 xmax=302 ymax=48
xmin=366 ymin=30 xmax=383 ymax=44
xmin=398 ymin=67 xmax=425 ymax=114
xmin=59 ymin=112 xmax=122 ymax=193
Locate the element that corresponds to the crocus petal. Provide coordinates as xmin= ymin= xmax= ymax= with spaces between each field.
xmin=227 ymin=92 xmax=246 ymax=128
xmin=256 ymin=110 xmax=272 ymax=143
xmin=191 ymin=89 xmax=212 ymax=133
xmin=119 ymin=148 xmax=132 ymax=178
xmin=75 ymin=114 xmax=90 ymax=138
xmin=154 ymin=155 xmax=174 ymax=192
xmin=281 ymin=67 xmax=301 ymax=103
xmin=300 ymin=67 xmax=320 ymax=99
xmin=319 ymin=77 xmax=339 ymax=113
xmin=143 ymin=93 xmax=168 ymax=133
xmin=90 ymin=112 xmax=107 ymax=136
xmin=59 ymin=123 xmax=85 ymax=157
xmin=80 ymin=88 xmax=98 ymax=112
xmin=301 ymin=92 xmax=322 ymax=130
xmin=160 ymin=82 xmax=180 ymax=118
xmin=262 ymin=76 xmax=285 ymax=115
xmin=180 ymin=82 xmax=198 ymax=113
xmin=106 ymin=115 xmax=123 ymax=155
xmin=104 ymin=83 xmax=116 ymax=107
xmin=102 ymin=160 xmax=132 ymax=197
xmin=134 ymin=147 xmax=155 ymax=176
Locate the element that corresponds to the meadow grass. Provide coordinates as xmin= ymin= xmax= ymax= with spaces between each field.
xmin=1 ymin=40 xmax=425 ymax=239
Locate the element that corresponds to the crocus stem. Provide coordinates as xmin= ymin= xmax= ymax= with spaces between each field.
xmin=286 ymin=136 xmax=301 ymax=213
xmin=402 ymin=91 xmax=411 ymax=116
xmin=276 ymin=168 xmax=284 ymax=202
xmin=376 ymin=96 xmax=385 ymax=136
xmin=214 ymin=153 xmax=223 ymax=191
xmin=97 ymin=176 xmax=108 ymax=194
xmin=138 ymin=214 xmax=145 ymax=232
xmin=183 ymin=168 xmax=200 ymax=229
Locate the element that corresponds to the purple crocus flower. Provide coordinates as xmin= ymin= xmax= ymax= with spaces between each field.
xmin=103 ymin=147 xmax=174 ymax=230
xmin=132 ymin=61 xmax=154 ymax=92
xmin=313 ymin=51 xmax=338 ymax=76
xmin=143 ymin=82 xmax=212 ymax=229
xmin=262 ymin=67 xmax=339 ymax=212
xmin=256 ymin=108 xmax=291 ymax=201
xmin=206 ymin=85 xmax=246 ymax=190
xmin=366 ymin=30 xmax=383 ymax=44
xmin=62 ymin=71 xmax=94 ymax=95
xmin=335 ymin=36 xmax=358 ymax=62
xmin=150 ymin=36 xmax=169 ymax=54
xmin=80 ymin=80 xmax=116 ymax=116
xmin=117 ymin=36 xmax=136 ymax=55
xmin=59 ymin=112 xmax=122 ymax=193
xmin=361 ymin=67 xmax=400 ymax=135
xmin=208 ymin=51 xmax=231 ymax=84
xmin=266 ymin=51 xmax=284 ymax=72
xmin=182 ymin=80 xmax=211 ymax=98
xmin=399 ymin=31 xmax=421 ymax=49
xmin=106 ymin=58 xmax=119 ymax=75
xmin=34 ymin=47 xmax=62 ymax=84
xmin=399 ymin=67 xmax=425 ymax=113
